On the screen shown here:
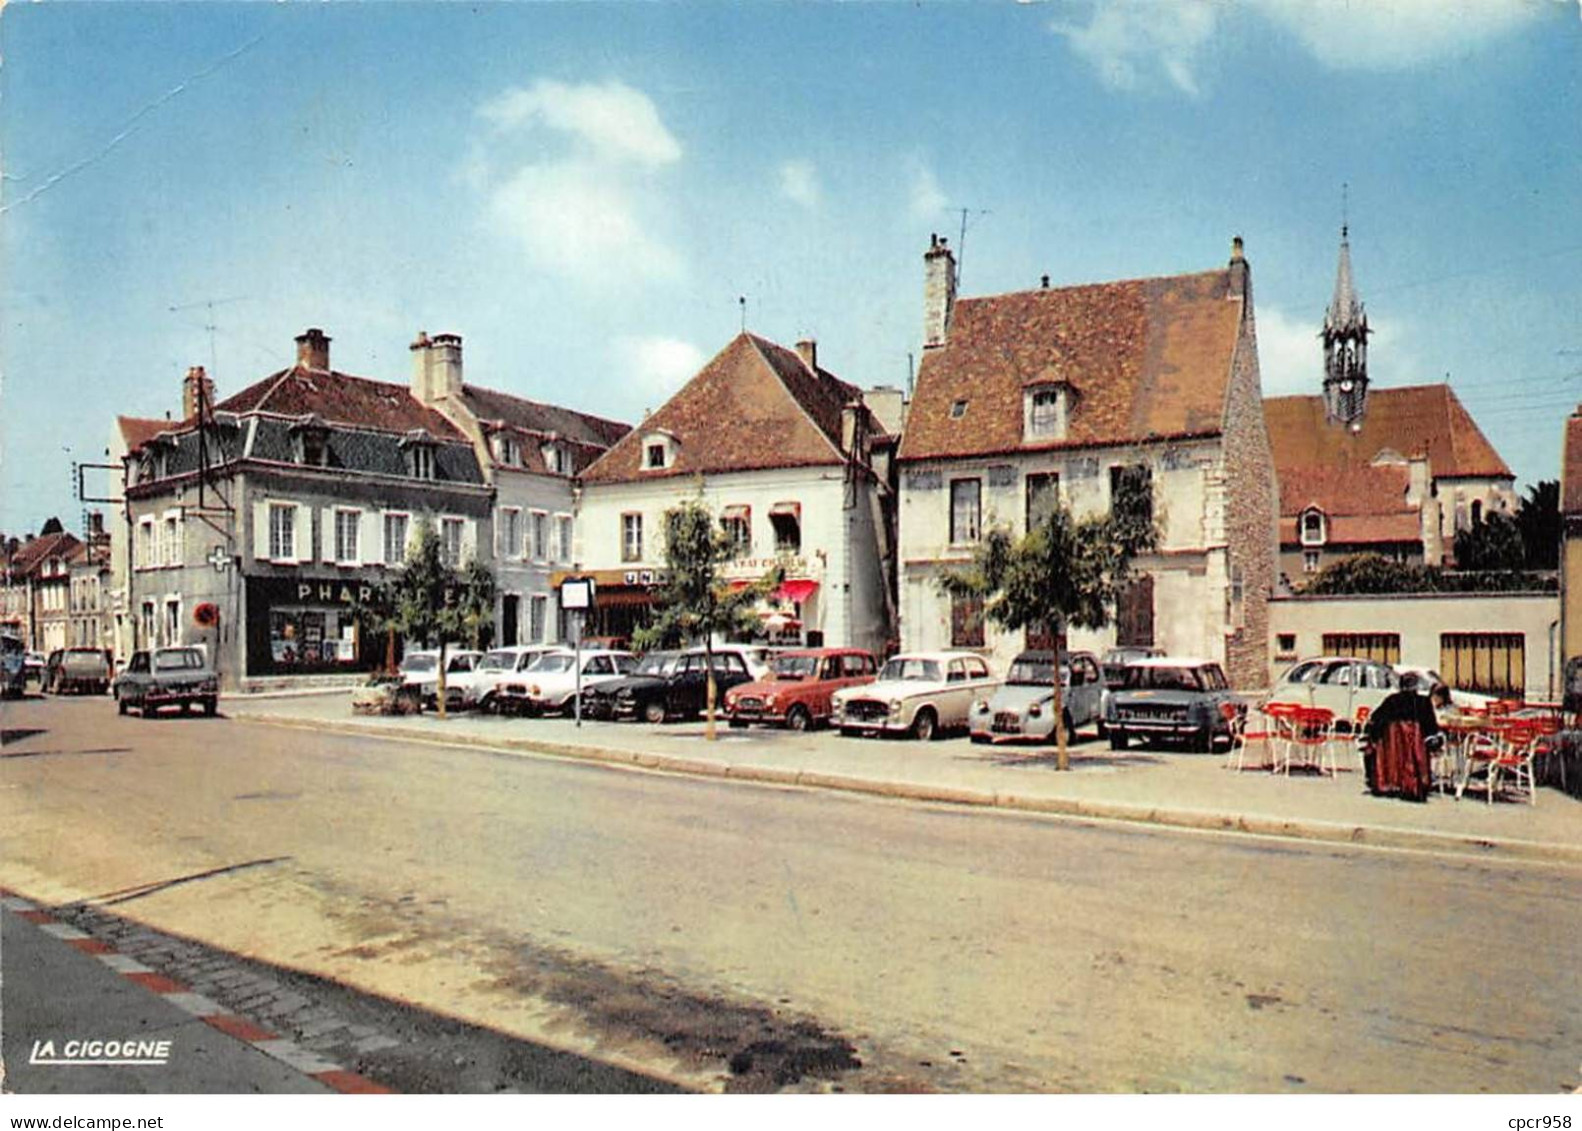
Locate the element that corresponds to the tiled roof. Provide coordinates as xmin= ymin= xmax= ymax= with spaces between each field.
xmin=1564 ymin=409 xmax=1582 ymax=515
xmin=897 ymin=268 xmax=1242 ymax=463
xmin=1278 ymin=464 xmax=1413 ymax=519
xmin=1279 ymin=513 xmax=1421 ymax=546
xmin=216 ymin=366 xmax=467 ymax=440
xmin=9 ymin=531 xmax=83 ymax=577
xmin=1265 ymin=385 xmax=1511 ymax=480
xmin=118 ymin=416 xmax=173 ymax=453
xmin=459 ymin=386 xmax=629 ymax=475
xmin=581 ymin=333 xmax=876 ymax=483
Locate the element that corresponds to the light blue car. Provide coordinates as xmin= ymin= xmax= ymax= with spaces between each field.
xmin=970 ymin=650 xmax=1103 ymax=745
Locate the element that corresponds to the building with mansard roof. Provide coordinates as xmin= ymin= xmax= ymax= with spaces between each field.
xmin=897 ymin=235 xmax=1278 ymax=689
xmin=1264 ymin=228 xmax=1516 ymax=579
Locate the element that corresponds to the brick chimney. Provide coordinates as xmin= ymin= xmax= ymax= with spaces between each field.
xmin=923 ymin=234 xmax=957 ymax=349
xmin=182 ymin=365 xmax=215 ymax=420
xmin=409 ymin=331 xmax=463 ymax=404
xmin=1228 ymin=235 xmax=1250 ymax=301
xmin=295 ymin=328 xmax=331 ymax=371
xmin=795 ymin=339 xmax=818 ymax=374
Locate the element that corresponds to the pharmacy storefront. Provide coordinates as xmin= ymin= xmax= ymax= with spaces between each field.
xmin=244 ymin=575 xmax=384 ymax=676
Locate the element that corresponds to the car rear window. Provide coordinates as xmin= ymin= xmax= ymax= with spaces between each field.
xmin=153 ymin=649 xmax=204 ymax=671
xmin=1124 ymin=665 xmax=1204 ymax=692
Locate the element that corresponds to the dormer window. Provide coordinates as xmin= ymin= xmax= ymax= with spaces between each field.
xmin=1300 ymin=508 xmax=1327 ymax=547
xmin=950 ymin=399 xmax=968 ymax=420
xmin=541 ymin=442 xmax=570 ymax=475
xmin=1025 ymin=384 xmax=1070 ymax=441
xmin=289 ymin=415 xmax=330 ymax=468
xmin=400 ymin=429 xmax=439 ymax=480
xmin=641 ymin=431 xmax=677 ymax=472
xmin=492 ymin=434 xmax=520 ymax=467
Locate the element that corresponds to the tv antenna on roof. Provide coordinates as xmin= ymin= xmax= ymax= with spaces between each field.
xmin=168 ymin=295 xmax=248 ymax=381
xmin=953 ymin=207 xmax=990 ymax=292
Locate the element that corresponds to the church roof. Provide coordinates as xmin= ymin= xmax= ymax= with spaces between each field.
xmin=898 ymin=266 xmax=1244 ymax=463
xmin=1325 ymin=229 xmax=1367 ymax=335
xmin=1276 ymin=463 xmax=1421 ymax=547
xmin=1265 ymin=384 xmax=1512 ymax=481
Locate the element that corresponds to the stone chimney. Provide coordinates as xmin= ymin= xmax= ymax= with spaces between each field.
xmin=795 ymin=339 xmax=818 ymax=374
xmin=923 ymin=234 xmax=957 ymax=349
xmin=410 ymin=331 xmax=463 ymax=404
xmin=1227 ymin=235 xmax=1250 ymax=301
xmin=182 ymin=365 xmax=215 ymax=421
xmin=295 ymin=328 xmax=331 ymax=371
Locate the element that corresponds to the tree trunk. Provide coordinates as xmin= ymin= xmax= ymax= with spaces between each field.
xmin=1053 ymin=621 xmax=1069 ymax=771
xmin=384 ymin=626 xmax=396 ymax=677
xmin=437 ymin=639 xmax=448 ymax=721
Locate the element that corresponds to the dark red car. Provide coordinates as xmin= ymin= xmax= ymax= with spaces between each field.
xmin=723 ymin=647 xmax=878 ymax=731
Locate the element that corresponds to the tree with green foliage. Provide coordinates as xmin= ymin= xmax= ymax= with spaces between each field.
xmin=634 ymin=499 xmax=780 ymax=741
xmin=1516 ymin=480 xmax=1560 ymax=570
xmin=937 ymin=482 xmax=1157 ymax=771
xmin=1299 ymin=554 xmax=1433 ymax=595
xmin=1454 ymin=510 xmax=1525 ymax=572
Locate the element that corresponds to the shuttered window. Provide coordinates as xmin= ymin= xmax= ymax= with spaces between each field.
xmin=1440 ymin=633 xmax=1525 ymax=697
xmin=1321 ymin=633 xmax=1401 ymax=666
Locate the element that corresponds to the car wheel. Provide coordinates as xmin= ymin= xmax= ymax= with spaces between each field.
xmin=727 ymin=717 xmax=748 ymax=729
xmin=786 ymin=705 xmax=812 ymax=732
xmin=117 ymin=696 xmax=128 ymax=716
xmin=180 ymin=701 xmax=191 ymax=716
xmin=1109 ymin=730 xmax=1128 ymax=751
xmin=1189 ymin=727 xmax=1213 ymax=754
xmin=839 ymin=726 xmax=859 ymax=739
xmin=643 ymin=700 xmax=667 ymax=725
xmin=911 ymin=708 xmax=938 ymax=742
xmin=203 ymin=697 xmax=217 ymax=717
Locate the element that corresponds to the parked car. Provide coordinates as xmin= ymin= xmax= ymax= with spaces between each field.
xmin=723 ymin=648 xmax=879 ymax=731
xmin=581 ymin=651 xmax=683 ymax=721
xmin=1393 ymin=665 xmax=1498 ymax=711
xmin=1099 ymin=645 xmax=1167 ymax=738
xmin=45 ymin=647 xmax=113 ymax=695
xmin=399 ymin=648 xmax=483 ymax=711
xmin=1264 ymin=655 xmax=1400 ymax=726
xmin=1 ymin=634 xmax=27 ymax=698
xmin=470 ymin=645 xmax=559 ymax=714
xmin=1104 ymin=657 xmax=1243 ymax=752
xmin=832 ymin=651 xmax=999 ymax=741
xmin=516 ymin=648 xmax=638 ymax=715
xmin=970 ymin=650 xmax=1103 ymax=745
xmin=114 ymin=647 xmax=219 ymax=717
xmin=23 ymin=651 xmax=45 ymax=687
xmin=589 ymin=648 xmax=755 ymax=723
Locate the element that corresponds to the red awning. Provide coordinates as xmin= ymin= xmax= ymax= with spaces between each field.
xmin=721 ymin=505 xmax=750 ymax=522
xmin=769 ymin=502 xmax=801 ymax=520
xmin=777 ymin=579 xmax=819 ymax=604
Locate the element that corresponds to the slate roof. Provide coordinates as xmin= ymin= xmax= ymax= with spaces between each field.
xmin=581 ymin=333 xmax=879 ymax=483
xmin=897 ymin=268 xmax=1243 ymax=463
xmin=459 ymin=385 xmax=629 ymax=475
xmin=1265 ymin=385 xmax=1511 ymax=480
xmin=216 ymin=366 xmax=467 ymax=440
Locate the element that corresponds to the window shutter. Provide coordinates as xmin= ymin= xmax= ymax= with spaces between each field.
xmin=494 ymin=510 xmax=504 ymax=558
xmin=288 ymin=504 xmax=303 ymax=565
xmin=462 ymin=517 xmax=478 ymax=564
xmin=361 ymin=511 xmax=379 ymax=568
xmin=320 ymin=507 xmax=336 ymax=563
xmin=253 ymin=500 xmax=271 ymax=562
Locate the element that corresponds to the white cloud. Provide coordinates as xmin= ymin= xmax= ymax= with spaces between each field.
xmin=1254 ymin=306 xmax=1320 ymax=396
xmin=474 ymin=79 xmax=685 ymax=287
xmin=489 ymin=160 xmax=682 ymax=285
xmin=908 ymin=160 xmax=948 ymax=221
xmin=1051 ymin=0 xmax=1216 ymax=96
xmin=614 ymin=336 xmax=705 ymax=403
xmin=480 ymin=79 xmax=681 ymax=167
xmin=1053 ymin=0 xmax=1543 ymax=94
xmin=778 ymin=160 xmax=821 ymax=209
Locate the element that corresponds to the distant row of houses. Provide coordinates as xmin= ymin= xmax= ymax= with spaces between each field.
xmin=8 ymin=229 xmax=1558 ymax=698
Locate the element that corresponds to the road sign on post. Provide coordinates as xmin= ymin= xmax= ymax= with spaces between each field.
xmin=559 ymin=578 xmax=595 ymax=727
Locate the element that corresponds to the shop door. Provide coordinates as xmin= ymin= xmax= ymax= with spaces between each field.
xmin=501 ymin=595 xmax=519 ymax=648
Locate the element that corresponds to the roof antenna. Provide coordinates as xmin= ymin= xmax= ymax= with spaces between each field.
xmin=954 ymin=206 xmax=990 ymax=292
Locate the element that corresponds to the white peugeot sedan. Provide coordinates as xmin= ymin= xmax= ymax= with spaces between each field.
xmin=832 ymin=651 xmax=999 ymax=741
xmin=517 ymin=648 xmax=638 ymax=715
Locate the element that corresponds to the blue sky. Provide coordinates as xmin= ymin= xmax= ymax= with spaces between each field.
xmin=3 ymin=1 xmax=1580 ymax=535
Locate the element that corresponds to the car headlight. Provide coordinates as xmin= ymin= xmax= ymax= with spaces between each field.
xmin=529 ymin=684 xmax=540 ymax=696
xmin=1027 ymin=703 xmax=1042 ymax=718
xmin=974 ymin=699 xmax=989 ymax=714
xmin=762 ymin=694 xmax=778 ymax=710
xmin=888 ymin=698 xmax=902 ymax=718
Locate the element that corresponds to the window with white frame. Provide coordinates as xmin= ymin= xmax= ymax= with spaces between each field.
xmin=500 ymin=508 xmax=521 ymax=560
xmin=334 ymin=509 xmax=361 ymax=565
xmin=530 ymin=511 xmax=548 ymax=562
xmin=383 ymin=513 xmax=409 ymax=565
xmin=529 ymin=594 xmax=547 ymax=643
xmin=268 ymin=504 xmax=296 ymax=562
xmin=1303 ymin=549 xmax=1320 ymax=574
xmin=493 ymin=434 xmax=519 ymax=466
xmin=164 ymin=598 xmax=180 ymax=646
xmin=441 ymin=518 xmax=465 ymax=567
xmin=138 ymin=518 xmax=155 ymax=569
xmin=1026 ymin=386 xmax=1067 ymax=440
xmin=410 ymin=445 xmax=434 ymax=480
xmin=556 ymin=515 xmax=573 ymax=563
xmin=162 ymin=515 xmax=180 ymax=566
xmin=721 ymin=506 xmax=751 ymax=558
xmin=621 ymin=513 xmax=643 ymax=562
xmin=1300 ymin=509 xmax=1326 ymax=546
xmin=949 ymin=479 xmax=981 ymax=544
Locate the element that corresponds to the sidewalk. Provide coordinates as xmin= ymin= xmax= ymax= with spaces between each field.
xmin=230 ymin=694 xmax=1582 ymax=866
xmin=0 ymin=899 xmax=350 ymax=1094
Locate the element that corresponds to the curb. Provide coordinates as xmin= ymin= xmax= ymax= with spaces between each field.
xmin=231 ymin=711 xmax=1582 ymax=867
xmin=0 ymin=892 xmax=393 ymax=1094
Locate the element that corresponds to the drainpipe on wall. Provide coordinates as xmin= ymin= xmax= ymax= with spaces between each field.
xmin=1549 ymin=619 xmax=1559 ymax=702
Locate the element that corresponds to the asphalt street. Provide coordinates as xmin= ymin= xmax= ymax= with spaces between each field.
xmin=2 ymin=694 xmax=1579 ymax=1092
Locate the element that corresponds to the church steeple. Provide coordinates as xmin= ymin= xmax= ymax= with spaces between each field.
xmin=1322 ymin=220 xmax=1371 ymax=426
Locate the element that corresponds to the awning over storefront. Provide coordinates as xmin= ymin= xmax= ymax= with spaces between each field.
xmin=769 ymin=502 xmax=801 ymax=520
xmin=777 ymin=578 xmax=819 ymax=604
xmin=721 ymin=504 xmax=751 ymax=522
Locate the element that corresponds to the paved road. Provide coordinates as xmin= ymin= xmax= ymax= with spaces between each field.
xmin=2 ymin=696 xmax=1579 ymax=1092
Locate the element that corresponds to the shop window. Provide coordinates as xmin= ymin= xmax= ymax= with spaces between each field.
xmin=949 ymin=479 xmax=981 ymax=544
xmin=1322 ymin=632 xmax=1401 ymax=666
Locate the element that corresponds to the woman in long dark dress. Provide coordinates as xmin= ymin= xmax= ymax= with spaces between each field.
xmin=1362 ymin=671 xmax=1442 ymax=801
